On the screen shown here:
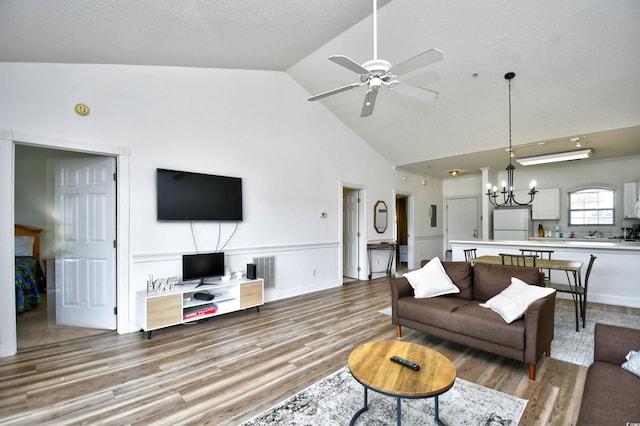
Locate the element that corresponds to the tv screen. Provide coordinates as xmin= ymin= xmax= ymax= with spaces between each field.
xmin=157 ymin=168 xmax=243 ymax=221
xmin=182 ymin=252 xmax=225 ymax=284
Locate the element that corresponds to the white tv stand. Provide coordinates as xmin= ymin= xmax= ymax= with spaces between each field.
xmin=136 ymin=277 xmax=264 ymax=339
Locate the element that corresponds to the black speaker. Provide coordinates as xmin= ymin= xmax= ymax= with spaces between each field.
xmin=247 ymin=263 xmax=257 ymax=280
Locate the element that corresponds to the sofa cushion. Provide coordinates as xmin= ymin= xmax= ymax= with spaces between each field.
xmin=480 ymin=277 xmax=556 ymax=323
xmin=448 ymin=301 xmax=526 ymax=350
xmin=442 ymin=261 xmax=474 ymax=300
xmin=420 ymin=260 xmax=473 ymax=300
xmin=404 ymin=257 xmax=460 ymax=298
xmin=578 ymin=361 xmax=640 ymax=425
xmin=397 ymin=297 xmax=472 ymax=330
xmin=472 ymin=262 xmax=543 ymax=302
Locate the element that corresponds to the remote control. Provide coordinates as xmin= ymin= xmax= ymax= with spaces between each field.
xmin=390 ymin=355 xmax=420 ymax=371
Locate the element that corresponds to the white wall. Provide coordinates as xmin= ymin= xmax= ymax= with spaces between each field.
xmin=0 ymin=62 xmax=444 ymax=355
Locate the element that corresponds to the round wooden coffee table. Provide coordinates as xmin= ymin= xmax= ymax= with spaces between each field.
xmin=348 ymin=340 xmax=456 ymax=425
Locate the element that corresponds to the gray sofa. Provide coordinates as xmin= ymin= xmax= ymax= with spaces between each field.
xmin=391 ymin=260 xmax=555 ymax=380
xmin=577 ymin=323 xmax=640 ymax=425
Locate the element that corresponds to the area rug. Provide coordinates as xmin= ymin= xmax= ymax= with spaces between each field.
xmin=551 ymin=302 xmax=640 ymax=367
xmin=241 ymin=366 xmax=527 ymax=426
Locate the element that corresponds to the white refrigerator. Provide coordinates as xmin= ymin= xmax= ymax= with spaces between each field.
xmin=493 ymin=208 xmax=531 ymax=240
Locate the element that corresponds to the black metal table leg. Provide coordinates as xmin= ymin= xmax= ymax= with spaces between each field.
xmin=434 ymin=394 xmax=444 ymax=425
xmin=350 ymin=386 xmax=368 ymax=426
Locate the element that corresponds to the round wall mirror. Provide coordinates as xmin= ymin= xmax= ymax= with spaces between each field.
xmin=374 ymin=200 xmax=388 ymax=233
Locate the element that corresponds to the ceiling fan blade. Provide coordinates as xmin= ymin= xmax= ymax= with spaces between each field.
xmin=308 ymin=82 xmax=362 ymax=101
xmin=391 ymin=48 xmax=444 ymax=76
xmin=329 ymin=55 xmax=369 ymax=74
xmin=391 ymin=82 xmax=439 ymax=102
xmin=360 ymin=89 xmax=378 ymax=117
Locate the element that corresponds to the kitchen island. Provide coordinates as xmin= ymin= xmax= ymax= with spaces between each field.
xmin=451 ymin=239 xmax=640 ymax=308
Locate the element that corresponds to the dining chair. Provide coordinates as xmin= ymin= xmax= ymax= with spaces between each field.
xmin=463 ymin=248 xmax=477 ymax=264
xmin=499 ymin=253 xmax=538 ymax=267
xmin=519 ymin=249 xmax=554 ymax=282
xmin=549 ymin=254 xmax=596 ymax=329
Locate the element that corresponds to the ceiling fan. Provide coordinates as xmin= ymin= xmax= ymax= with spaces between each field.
xmin=308 ymin=0 xmax=444 ymax=117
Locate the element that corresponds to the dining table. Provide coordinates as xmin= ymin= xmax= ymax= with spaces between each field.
xmin=473 ymin=255 xmax=584 ymax=331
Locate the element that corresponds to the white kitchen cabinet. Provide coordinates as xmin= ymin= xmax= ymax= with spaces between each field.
xmin=623 ymin=182 xmax=640 ymax=219
xmin=532 ymin=188 xmax=560 ymax=220
xmin=512 ymin=188 xmax=559 ymax=220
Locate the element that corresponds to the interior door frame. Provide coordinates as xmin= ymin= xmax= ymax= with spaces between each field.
xmin=0 ymin=130 xmax=130 ymax=357
xmin=339 ymin=182 xmax=367 ymax=281
xmin=394 ymin=190 xmax=415 ymax=270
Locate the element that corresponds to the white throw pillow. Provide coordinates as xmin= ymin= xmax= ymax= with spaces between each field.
xmin=480 ymin=277 xmax=555 ymax=324
xmin=403 ymin=257 xmax=460 ymax=299
xmin=622 ymin=350 xmax=640 ymax=378
xmin=15 ymin=236 xmax=34 ymax=257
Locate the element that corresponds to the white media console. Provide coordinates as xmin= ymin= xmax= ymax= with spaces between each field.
xmin=136 ymin=277 xmax=264 ymax=339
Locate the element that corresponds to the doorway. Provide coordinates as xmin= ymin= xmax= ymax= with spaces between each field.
xmin=445 ymin=197 xmax=479 ymax=255
xmin=342 ymin=187 xmax=360 ymax=282
xmin=395 ymin=195 xmax=408 ymax=273
xmin=14 ymin=145 xmax=116 ymax=350
xmin=394 ymin=192 xmax=414 ymax=273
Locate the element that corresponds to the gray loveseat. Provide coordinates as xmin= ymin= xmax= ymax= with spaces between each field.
xmin=391 ymin=260 xmax=555 ymax=380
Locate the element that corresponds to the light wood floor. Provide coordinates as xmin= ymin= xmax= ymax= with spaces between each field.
xmin=16 ymin=293 xmax=112 ymax=350
xmin=1 ymin=277 xmax=631 ymax=425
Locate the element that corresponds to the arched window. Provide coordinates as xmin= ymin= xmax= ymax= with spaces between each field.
xmin=568 ymin=188 xmax=615 ymax=226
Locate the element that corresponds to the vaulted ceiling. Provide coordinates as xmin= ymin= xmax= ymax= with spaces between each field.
xmin=2 ymin=0 xmax=639 ymax=177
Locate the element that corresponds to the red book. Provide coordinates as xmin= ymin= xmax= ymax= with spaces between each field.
xmin=183 ymin=305 xmax=217 ymax=319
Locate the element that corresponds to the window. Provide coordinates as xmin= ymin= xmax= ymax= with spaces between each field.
xmin=568 ymin=188 xmax=614 ymax=225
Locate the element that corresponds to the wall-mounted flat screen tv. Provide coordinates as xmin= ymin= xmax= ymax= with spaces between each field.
xmin=182 ymin=252 xmax=225 ymax=285
xmin=157 ymin=168 xmax=243 ymax=221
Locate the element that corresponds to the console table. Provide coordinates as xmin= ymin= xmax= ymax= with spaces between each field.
xmin=367 ymin=242 xmax=396 ymax=279
xmin=136 ymin=277 xmax=263 ymax=339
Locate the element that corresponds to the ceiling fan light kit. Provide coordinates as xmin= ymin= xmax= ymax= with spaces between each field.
xmin=516 ymin=149 xmax=592 ymax=166
xmin=307 ymin=0 xmax=443 ymax=117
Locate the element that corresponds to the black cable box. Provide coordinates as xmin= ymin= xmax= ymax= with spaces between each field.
xmin=193 ymin=292 xmax=215 ymax=301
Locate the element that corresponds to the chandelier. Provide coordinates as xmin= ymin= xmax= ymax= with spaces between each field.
xmin=486 ymin=72 xmax=537 ymax=206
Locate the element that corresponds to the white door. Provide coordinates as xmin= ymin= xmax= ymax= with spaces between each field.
xmin=343 ymin=189 xmax=360 ymax=279
xmin=446 ymin=197 xmax=479 ymax=248
xmin=54 ymin=157 xmax=117 ymax=329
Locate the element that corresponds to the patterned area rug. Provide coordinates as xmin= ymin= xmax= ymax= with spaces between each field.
xmin=242 ymin=366 xmax=527 ymax=426
xmin=551 ymin=302 xmax=640 ymax=366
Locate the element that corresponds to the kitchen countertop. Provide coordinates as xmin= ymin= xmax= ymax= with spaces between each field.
xmin=451 ymin=239 xmax=640 ymax=251
xmin=450 ymin=239 xmax=640 ymax=308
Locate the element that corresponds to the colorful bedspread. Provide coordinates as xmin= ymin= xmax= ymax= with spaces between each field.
xmin=15 ymin=256 xmax=44 ymax=313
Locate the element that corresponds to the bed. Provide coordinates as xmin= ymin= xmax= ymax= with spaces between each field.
xmin=15 ymin=224 xmax=45 ymax=313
